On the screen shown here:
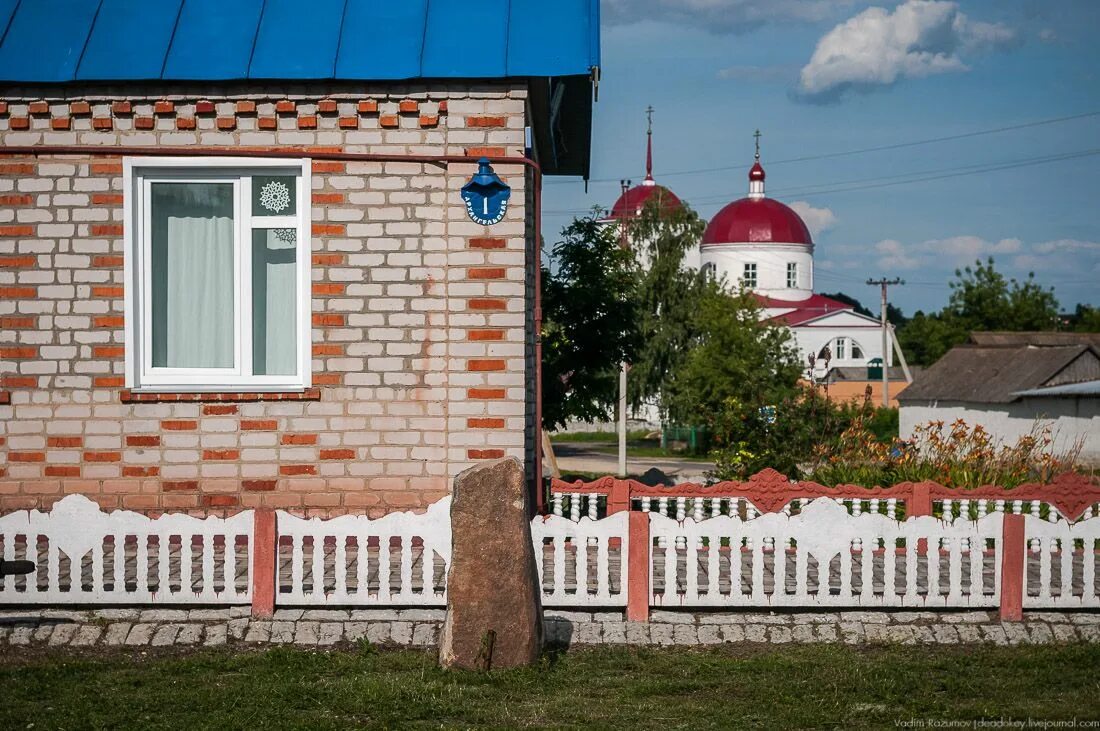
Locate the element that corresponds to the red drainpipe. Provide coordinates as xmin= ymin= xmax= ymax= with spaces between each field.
xmin=2 ymin=145 xmax=545 ymax=512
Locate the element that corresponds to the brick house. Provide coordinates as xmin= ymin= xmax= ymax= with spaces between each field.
xmin=0 ymin=1 xmax=599 ymax=516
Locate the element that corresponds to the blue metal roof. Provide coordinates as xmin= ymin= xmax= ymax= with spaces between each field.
xmin=0 ymin=0 xmax=601 ymax=83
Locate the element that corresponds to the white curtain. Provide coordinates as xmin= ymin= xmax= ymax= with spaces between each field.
xmin=252 ymin=229 xmax=297 ymax=375
xmin=150 ymin=183 xmax=234 ymax=369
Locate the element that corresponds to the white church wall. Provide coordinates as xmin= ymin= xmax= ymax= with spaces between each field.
xmin=793 ymin=324 xmax=891 ymax=373
xmin=899 ymin=399 xmax=1100 ymax=463
xmin=700 ymin=242 xmax=814 ymax=300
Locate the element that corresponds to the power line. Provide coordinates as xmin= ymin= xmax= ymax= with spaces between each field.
xmin=545 ymin=110 xmax=1100 ymax=186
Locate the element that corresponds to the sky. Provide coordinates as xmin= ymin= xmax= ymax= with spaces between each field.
xmin=541 ymin=0 xmax=1100 ymax=316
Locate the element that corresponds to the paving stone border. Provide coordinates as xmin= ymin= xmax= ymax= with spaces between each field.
xmin=0 ymin=608 xmax=1096 ymax=650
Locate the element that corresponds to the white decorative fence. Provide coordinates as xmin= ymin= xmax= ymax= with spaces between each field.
xmin=532 ymin=512 xmax=629 ymax=607
xmin=649 ymin=498 xmax=1004 ymax=609
xmin=0 ymin=495 xmax=253 ymax=605
xmin=274 ymin=498 xmax=451 ymax=606
xmin=1024 ymin=514 xmax=1100 ymax=610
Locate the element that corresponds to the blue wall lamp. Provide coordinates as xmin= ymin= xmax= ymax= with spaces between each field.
xmin=461 ymin=158 xmax=512 ymax=226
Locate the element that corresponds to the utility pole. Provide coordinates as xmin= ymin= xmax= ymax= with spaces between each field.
xmin=867 ymin=277 xmax=904 ymax=407
xmin=618 ymin=178 xmax=631 ymax=478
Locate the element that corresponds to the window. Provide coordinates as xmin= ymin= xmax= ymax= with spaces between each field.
xmin=125 ymin=158 xmax=311 ymax=391
xmin=742 ymin=262 xmax=757 ymax=288
xmin=851 ymin=341 xmax=864 ymax=360
xmin=701 ymin=262 xmax=716 ymax=278
xmin=833 ymin=337 xmax=847 ymax=360
xmin=787 ymin=262 xmax=798 ymax=288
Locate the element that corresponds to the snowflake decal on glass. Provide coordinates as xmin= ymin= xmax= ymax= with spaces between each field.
xmin=273 ymin=228 xmax=296 ymax=244
xmin=259 ymin=180 xmax=291 ymax=213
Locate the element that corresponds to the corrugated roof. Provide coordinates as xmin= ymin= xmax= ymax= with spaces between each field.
xmin=898 ymin=345 xmax=1099 ymax=404
xmin=968 ymin=331 xmax=1100 ymax=348
xmin=0 ymin=0 xmax=600 ymax=82
xmin=1013 ymin=380 xmax=1100 ymax=398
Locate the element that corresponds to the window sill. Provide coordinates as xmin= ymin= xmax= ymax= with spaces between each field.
xmin=119 ymin=388 xmax=321 ymax=403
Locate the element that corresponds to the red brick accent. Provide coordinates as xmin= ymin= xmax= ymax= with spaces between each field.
xmin=281 ymin=433 xmax=318 ymax=445
xmin=202 ymin=404 xmax=239 ymax=415
xmin=94 ymin=376 xmax=125 ymax=388
xmin=312 ymin=283 xmax=347 ymax=296
xmin=91 ymin=224 xmax=124 ymax=236
xmin=311 ymin=192 xmax=344 ymax=204
xmin=135 ymin=116 xmax=155 ymax=130
xmin=0 ymin=285 xmax=36 ymax=297
xmin=241 ymin=419 xmax=278 ymax=431
xmin=1 ymin=316 xmax=35 ymax=328
xmin=312 ymin=161 xmax=345 ymax=173
xmin=49 ymin=116 xmax=70 ymax=131
xmin=93 ymin=345 xmax=125 ymax=358
xmin=258 ymin=117 xmax=277 ymax=130
xmin=203 ymin=495 xmax=239 ymax=508
xmin=0 ymin=194 xmax=32 ymax=207
xmin=10 ymin=451 xmax=46 ymax=462
xmin=120 ymin=389 xmax=321 ymax=403
xmin=276 ymin=100 xmax=296 ymax=114
xmin=0 ymin=101 xmax=6 ymax=115
xmin=465 ymin=146 xmax=506 ymax=157
xmin=1 ymin=346 xmax=37 ymax=359
xmin=468 ymin=449 xmax=505 ymax=460
xmin=236 ymin=100 xmax=257 ymax=114
xmin=468 ymin=329 xmax=505 ymax=341
xmin=0 ymin=163 xmax=35 ymax=175
xmin=468 ymin=298 xmax=506 ymax=311
xmin=203 ymin=449 xmax=240 ymax=460
xmin=338 ymin=116 xmax=358 ymax=129
xmin=112 ymin=101 xmax=132 ymax=115
xmin=467 ymin=359 xmax=506 ymax=371
xmin=28 ymin=101 xmax=49 ymax=115
xmin=467 ymin=267 xmax=505 ymax=279
xmin=91 ymin=162 xmax=122 ymax=175
xmin=320 ymin=449 xmax=355 ymax=460
xmin=2 ymin=376 xmax=36 ymax=388
xmin=217 ymin=117 xmax=237 ymax=131
xmin=154 ymin=101 xmax=175 ymax=115
xmin=92 ymin=117 xmax=113 ymax=130
xmin=469 ymin=236 xmax=506 ymax=249
xmin=311 ymin=223 xmax=344 ymax=236
xmin=162 ymin=480 xmax=199 ymax=491
xmin=437 ymin=100 xmax=448 ymax=113
xmin=92 ymin=193 xmax=124 ymax=205
xmin=0 ymin=255 xmax=35 ymax=267
xmin=466 ymin=115 xmax=507 ymax=128
xmin=83 ymin=451 xmax=121 ymax=463
xmin=195 ymin=100 xmax=216 ymax=114
xmin=93 ymin=316 xmax=125 ymax=328
xmin=311 ymin=253 xmax=346 ymax=266
xmin=91 ymin=286 xmax=124 ymax=298
xmin=312 ymin=344 xmax=344 ymax=356
xmin=176 ymin=117 xmax=196 ymax=130
xmin=161 ymin=420 xmax=198 ymax=430
xmin=92 ymin=254 xmax=124 ymax=266
xmin=379 ymin=115 xmax=399 ymax=128
xmin=297 ymin=116 xmax=317 ymax=130
xmin=357 ymin=100 xmax=378 ymax=113
xmin=419 ymin=115 xmax=439 ymax=128
xmin=398 ymin=99 xmax=419 ymax=113
xmin=280 ymin=464 xmax=317 ymax=476
xmin=243 ymin=479 xmax=277 ymax=492
xmin=467 ymin=418 xmax=505 ymax=428
xmin=46 ymin=466 xmax=81 ymax=478
xmin=0 ymin=226 xmax=34 ymax=237
xmin=9 ymin=117 xmax=29 ymax=130
xmin=48 ymin=436 xmax=83 ymax=448
xmin=123 ymin=466 xmax=159 ymax=477
xmin=125 ymin=435 xmax=161 ymax=447
xmin=312 ymin=313 xmax=345 ymax=326
xmin=317 ymin=99 xmax=338 ymax=113
xmin=312 ymin=374 xmax=342 ymax=386
xmin=69 ymin=101 xmax=91 ymax=115
xmin=467 ymin=387 xmax=506 ymax=399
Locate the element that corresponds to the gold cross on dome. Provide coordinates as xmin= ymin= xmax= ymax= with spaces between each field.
xmin=754 ymin=129 xmax=761 ymax=159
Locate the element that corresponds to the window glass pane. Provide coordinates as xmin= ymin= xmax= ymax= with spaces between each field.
xmin=150 ymin=182 xmax=235 ymax=368
xmin=835 ymin=338 xmax=847 ymax=359
xmin=852 ymin=342 xmax=864 ymax=359
xmin=252 ymin=175 xmax=296 ymax=216
xmin=252 ymin=228 xmax=298 ymax=375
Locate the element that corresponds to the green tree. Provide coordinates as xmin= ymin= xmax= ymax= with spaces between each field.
xmin=623 ymin=198 xmax=707 ymax=412
xmin=540 ymin=213 xmax=639 ymax=430
xmin=1066 ymin=304 xmax=1100 ymax=332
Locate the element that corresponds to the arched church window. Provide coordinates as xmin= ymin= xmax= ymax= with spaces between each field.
xmin=850 ymin=340 xmax=865 ymax=360
xmin=701 ymin=262 xmax=716 ymax=278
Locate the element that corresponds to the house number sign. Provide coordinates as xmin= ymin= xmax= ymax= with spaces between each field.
xmin=461 ymin=158 xmax=511 ymax=226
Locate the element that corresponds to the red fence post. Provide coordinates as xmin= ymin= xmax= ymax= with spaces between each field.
xmin=999 ymin=512 xmax=1025 ymax=622
xmin=909 ymin=482 xmax=932 ymax=555
xmin=608 ymin=479 xmax=630 ymax=515
xmin=251 ymin=508 xmax=277 ymax=618
xmin=626 ymin=510 xmax=650 ymax=622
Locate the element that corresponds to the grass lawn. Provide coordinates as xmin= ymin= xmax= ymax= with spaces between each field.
xmin=3 ymin=644 xmax=1099 ymax=729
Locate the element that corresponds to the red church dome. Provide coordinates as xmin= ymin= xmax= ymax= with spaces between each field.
xmin=607 ymin=182 xmax=682 ymax=220
xmin=702 ymin=197 xmax=812 ymax=246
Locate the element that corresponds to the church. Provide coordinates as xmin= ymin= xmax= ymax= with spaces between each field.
xmin=606 ymin=121 xmax=909 ymax=414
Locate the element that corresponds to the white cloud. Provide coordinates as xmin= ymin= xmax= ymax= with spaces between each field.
xmin=925 ymin=235 xmax=1022 ymax=259
xmin=844 ymin=235 xmax=1099 ymax=278
xmin=789 ymin=201 xmax=838 ymax=236
xmin=602 ymin=0 xmax=856 ymax=33
xmin=797 ymin=0 xmax=1019 ymax=102
xmin=1038 ymin=28 xmax=1057 ymax=43
xmin=874 ymin=239 xmax=921 ymax=269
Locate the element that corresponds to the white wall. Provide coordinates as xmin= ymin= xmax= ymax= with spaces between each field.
xmin=899 ymin=398 xmax=1100 ymax=463
xmin=794 ymin=323 xmax=891 ymax=378
xmin=700 ymin=242 xmax=814 ymax=300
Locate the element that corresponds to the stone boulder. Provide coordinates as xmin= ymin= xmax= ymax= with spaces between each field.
xmin=439 ymin=457 xmax=543 ymax=669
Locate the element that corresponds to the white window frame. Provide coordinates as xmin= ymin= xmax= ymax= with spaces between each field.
xmin=123 ymin=157 xmax=312 ymax=392
xmin=787 ymin=262 xmax=798 ymax=288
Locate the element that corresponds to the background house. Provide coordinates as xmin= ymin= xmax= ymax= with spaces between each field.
xmin=0 ymin=0 xmax=600 ymax=516
xmin=898 ymin=332 xmax=1100 ymax=463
